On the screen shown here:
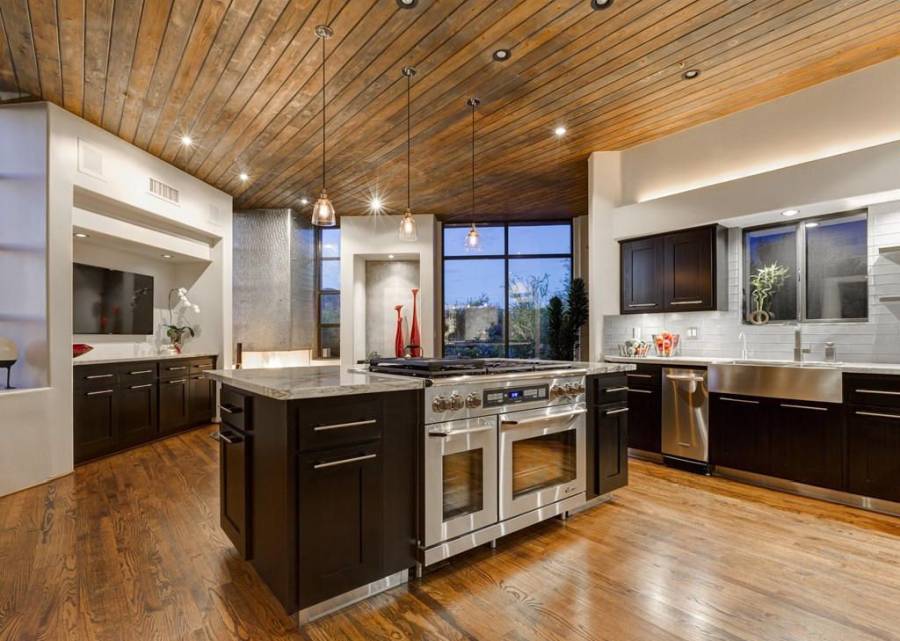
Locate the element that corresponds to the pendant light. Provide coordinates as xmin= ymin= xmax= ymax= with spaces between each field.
xmin=398 ymin=66 xmax=418 ymax=241
xmin=465 ymin=97 xmax=481 ymax=250
xmin=312 ymin=25 xmax=336 ymax=227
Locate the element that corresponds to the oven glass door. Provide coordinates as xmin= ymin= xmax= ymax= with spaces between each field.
xmin=425 ymin=416 xmax=498 ymax=547
xmin=499 ymin=404 xmax=586 ymax=520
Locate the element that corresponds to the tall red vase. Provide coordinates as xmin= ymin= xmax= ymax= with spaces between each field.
xmin=394 ymin=305 xmax=405 ymax=358
xmin=409 ymin=288 xmax=422 ymax=357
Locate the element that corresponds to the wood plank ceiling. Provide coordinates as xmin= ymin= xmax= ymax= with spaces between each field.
xmin=1 ymin=0 xmax=899 ymax=220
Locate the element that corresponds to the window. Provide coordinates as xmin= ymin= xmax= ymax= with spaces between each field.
xmin=442 ymin=222 xmax=573 ymax=358
xmin=316 ymin=227 xmax=340 ymax=357
xmin=743 ymin=211 xmax=867 ymax=323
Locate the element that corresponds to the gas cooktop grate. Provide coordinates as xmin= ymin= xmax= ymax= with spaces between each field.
xmin=367 ymin=358 xmax=573 ymax=378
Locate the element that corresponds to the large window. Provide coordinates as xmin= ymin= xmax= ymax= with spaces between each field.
xmin=316 ymin=227 xmax=340 ymax=358
xmin=442 ymin=222 xmax=572 ymax=358
xmin=743 ymin=211 xmax=867 ymax=324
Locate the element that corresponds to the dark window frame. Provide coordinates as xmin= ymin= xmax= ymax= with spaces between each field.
xmin=441 ymin=221 xmax=574 ymax=358
xmin=742 ymin=209 xmax=868 ymax=324
xmin=315 ymin=226 xmax=340 ymax=358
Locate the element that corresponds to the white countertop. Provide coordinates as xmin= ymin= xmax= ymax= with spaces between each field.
xmin=74 ymin=352 xmax=218 ymax=366
xmin=204 ymin=366 xmax=427 ymax=400
xmin=603 ymin=355 xmax=900 ymax=376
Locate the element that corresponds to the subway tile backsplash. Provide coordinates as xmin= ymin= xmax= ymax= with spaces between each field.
xmin=603 ymin=200 xmax=900 ymax=364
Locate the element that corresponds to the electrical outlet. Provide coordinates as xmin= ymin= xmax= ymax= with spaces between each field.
xmin=687 ymin=327 xmax=699 ymax=339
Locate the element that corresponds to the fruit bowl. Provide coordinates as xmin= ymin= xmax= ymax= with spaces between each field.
xmin=652 ymin=333 xmax=680 ymax=357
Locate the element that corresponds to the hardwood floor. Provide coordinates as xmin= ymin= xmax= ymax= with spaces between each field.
xmin=1 ymin=424 xmax=899 ymax=641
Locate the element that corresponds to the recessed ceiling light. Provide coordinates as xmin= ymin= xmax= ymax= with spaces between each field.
xmin=180 ymin=135 xmax=193 ymax=146
xmin=388 ymin=254 xmax=395 ymax=259
xmin=591 ymin=0 xmax=613 ymax=9
xmin=682 ymin=69 xmax=700 ymax=80
xmin=805 ymin=222 xmax=819 ymax=228
xmin=554 ymin=126 xmax=567 ymax=137
xmin=396 ymin=0 xmax=417 ymax=7
xmin=161 ymin=254 xmax=173 ymax=259
xmin=300 ymin=197 xmax=309 ymax=206
xmin=781 ymin=209 xmax=799 ymax=217
xmin=369 ymin=196 xmax=383 ymax=213
xmin=493 ymin=49 xmax=511 ymax=62
xmin=74 ymin=232 xmax=89 ymax=238
xmin=239 ymin=172 xmax=249 ymax=182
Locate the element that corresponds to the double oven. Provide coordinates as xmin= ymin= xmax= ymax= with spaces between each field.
xmin=423 ymin=372 xmax=587 ymax=565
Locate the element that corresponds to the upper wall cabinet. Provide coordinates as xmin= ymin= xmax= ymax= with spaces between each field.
xmin=620 ymin=225 xmax=728 ymax=314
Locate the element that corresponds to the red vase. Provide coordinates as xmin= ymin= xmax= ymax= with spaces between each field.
xmin=394 ymin=305 xmax=405 ymax=358
xmin=409 ymin=288 xmax=422 ymax=357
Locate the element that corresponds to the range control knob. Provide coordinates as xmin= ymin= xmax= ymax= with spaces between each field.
xmin=432 ymin=396 xmax=450 ymax=412
xmin=550 ymin=385 xmax=566 ymax=399
xmin=448 ymin=393 xmax=465 ymax=411
xmin=572 ymin=382 xmax=586 ymax=395
xmin=465 ymin=393 xmax=482 ymax=409
xmin=564 ymin=383 xmax=578 ymax=397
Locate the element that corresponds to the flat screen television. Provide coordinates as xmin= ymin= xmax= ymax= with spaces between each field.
xmin=73 ymin=263 xmax=155 ymax=335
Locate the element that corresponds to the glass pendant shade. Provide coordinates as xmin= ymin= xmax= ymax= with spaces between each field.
xmin=398 ymin=208 xmax=417 ymax=241
xmin=465 ymin=223 xmax=480 ymax=249
xmin=312 ymin=189 xmax=336 ymax=227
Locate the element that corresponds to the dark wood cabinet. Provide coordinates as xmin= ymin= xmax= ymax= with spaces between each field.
xmin=594 ymin=405 xmax=629 ymax=495
xmin=159 ymin=377 xmax=190 ymax=434
xmin=627 ymin=387 xmax=661 ymax=453
xmin=189 ymin=375 xmax=216 ymax=425
xmin=620 ymin=236 xmax=664 ymax=313
xmin=710 ymin=394 xmax=769 ymax=475
xmin=620 ymin=224 xmax=727 ymax=314
xmin=769 ymin=401 xmax=843 ymax=490
xmin=846 ymin=408 xmax=900 ymax=503
xmin=220 ymin=426 xmax=251 ymax=557
xmin=118 ymin=382 xmax=158 ymax=447
xmin=74 ymin=387 xmax=118 ymax=462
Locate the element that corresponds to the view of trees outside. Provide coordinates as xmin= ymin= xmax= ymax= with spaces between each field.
xmin=443 ymin=223 xmax=572 ymax=358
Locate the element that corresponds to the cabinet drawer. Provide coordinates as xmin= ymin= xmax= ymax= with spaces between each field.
xmin=845 ymin=374 xmax=900 ymax=409
xmin=117 ymin=362 xmax=157 ymax=386
xmin=625 ymin=364 xmax=660 ymax=390
xmin=159 ymin=360 xmax=192 ymax=380
xmin=74 ymin=364 xmax=119 ymax=389
xmin=220 ymin=386 xmax=251 ymax=431
xmin=295 ymin=397 xmax=383 ymax=452
xmin=190 ymin=357 xmax=216 ymax=374
xmin=592 ymin=375 xmax=629 ymax=405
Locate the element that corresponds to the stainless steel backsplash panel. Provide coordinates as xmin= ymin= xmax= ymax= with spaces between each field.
xmin=708 ymin=363 xmax=842 ymax=403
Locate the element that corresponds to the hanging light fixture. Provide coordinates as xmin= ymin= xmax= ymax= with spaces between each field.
xmin=399 ymin=66 xmax=418 ymax=241
xmin=312 ymin=25 xmax=336 ymax=227
xmin=465 ymin=97 xmax=481 ymax=250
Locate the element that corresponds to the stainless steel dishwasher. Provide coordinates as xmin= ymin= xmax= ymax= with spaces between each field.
xmin=662 ymin=367 xmax=709 ymax=469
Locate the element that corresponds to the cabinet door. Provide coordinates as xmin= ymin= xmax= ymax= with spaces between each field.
xmin=770 ymin=402 xmax=843 ymax=490
xmin=847 ymin=409 xmax=900 ymax=502
xmin=627 ymin=387 xmax=661 ymax=453
xmin=620 ymin=236 xmax=664 ymax=314
xmin=159 ymin=377 xmax=190 ymax=434
xmin=710 ymin=395 xmax=769 ymax=474
xmin=189 ymin=375 xmax=216 ymax=425
xmin=220 ymin=428 xmax=250 ymax=557
xmin=118 ymin=382 xmax=158 ymax=447
xmin=297 ymin=441 xmax=383 ymax=609
xmin=664 ymin=227 xmax=713 ymax=312
xmin=74 ymin=388 xmax=118 ymax=463
xmin=594 ymin=405 xmax=629 ymax=495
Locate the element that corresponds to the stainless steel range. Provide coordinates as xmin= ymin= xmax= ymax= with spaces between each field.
xmin=367 ymin=358 xmax=589 ymax=568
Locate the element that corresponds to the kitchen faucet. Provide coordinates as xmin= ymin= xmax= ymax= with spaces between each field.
xmin=793 ymin=325 xmax=811 ymax=362
xmin=738 ymin=331 xmax=749 ymax=360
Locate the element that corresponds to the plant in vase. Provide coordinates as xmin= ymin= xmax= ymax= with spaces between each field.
xmin=165 ymin=288 xmax=200 ymax=354
xmin=749 ymin=262 xmax=790 ymax=325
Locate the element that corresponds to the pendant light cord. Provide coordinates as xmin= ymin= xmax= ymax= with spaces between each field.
xmin=322 ymin=34 xmax=326 ymax=192
xmin=471 ymin=101 xmax=475 ymax=218
xmin=407 ymin=71 xmax=411 ymax=210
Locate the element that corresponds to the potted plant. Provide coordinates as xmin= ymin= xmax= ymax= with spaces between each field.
xmin=749 ymin=262 xmax=790 ymax=325
xmin=165 ymin=288 xmax=200 ymax=354
xmin=547 ymin=278 xmax=589 ymax=361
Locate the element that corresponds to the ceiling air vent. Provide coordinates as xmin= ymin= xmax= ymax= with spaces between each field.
xmin=77 ymin=139 xmax=104 ymax=179
xmin=149 ymin=177 xmax=180 ymax=205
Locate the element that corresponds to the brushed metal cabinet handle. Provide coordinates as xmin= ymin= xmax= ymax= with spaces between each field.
xmin=603 ymin=387 xmax=629 ymax=393
xmin=167 ymin=378 xmax=186 ymax=384
xmin=856 ymin=410 xmax=900 ymax=420
xmin=780 ymin=403 xmax=828 ymax=412
xmin=604 ymin=407 xmax=629 ymax=416
xmin=670 ymin=300 xmax=704 ymax=306
xmin=211 ymin=431 xmax=241 ymax=444
xmin=626 ymin=374 xmax=653 ymax=379
xmin=628 ymin=388 xmax=653 ymax=395
xmin=720 ymin=397 xmax=760 ymax=405
xmin=855 ymin=388 xmax=900 ymax=396
xmin=167 ymin=366 xmax=187 ymax=371
xmin=627 ymin=303 xmax=657 ymax=308
xmin=313 ymin=453 xmax=377 ymax=470
xmin=86 ymin=389 xmax=114 ymax=396
xmin=129 ymin=370 xmax=153 ymax=375
xmin=129 ymin=384 xmax=153 ymax=390
xmin=313 ymin=418 xmax=378 ymax=432
xmin=85 ymin=374 xmax=113 ymax=380
xmin=218 ymin=404 xmax=242 ymax=414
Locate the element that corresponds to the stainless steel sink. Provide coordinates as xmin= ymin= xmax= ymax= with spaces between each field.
xmin=709 ymin=361 xmax=843 ymax=403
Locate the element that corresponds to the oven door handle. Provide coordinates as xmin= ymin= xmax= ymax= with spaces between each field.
xmin=501 ymin=408 xmax=586 ymax=428
xmin=428 ymin=425 xmax=495 ymax=438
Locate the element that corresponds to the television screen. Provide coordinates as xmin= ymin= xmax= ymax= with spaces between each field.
xmin=73 ymin=263 xmax=155 ymax=335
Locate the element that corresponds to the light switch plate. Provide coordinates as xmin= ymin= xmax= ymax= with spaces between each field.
xmin=686 ymin=327 xmax=699 ymax=339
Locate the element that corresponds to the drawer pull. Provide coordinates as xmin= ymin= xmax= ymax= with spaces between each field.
xmin=780 ymin=403 xmax=827 ymax=412
xmin=855 ymin=388 xmax=900 ymax=397
xmin=129 ymin=384 xmax=153 ymax=390
xmin=167 ymin=366 xmax=187 ymax=372
xmin=314 ymin=453 xmax=377 ymax=470
xmin=720 ymin=397 xmax=759 ymax=405
xmin=85 ymin=374 xmax=113 ymax=380
xmin=604 ymin=407 xmax=629 ymax=416
xmin=129 ymin=370 xmax=153 ymax=375
xmin=627 ymin=303 xmax=657 ymax=308
xmin=629 ymin=388 xmax=652 ymax=395
xmin=196 ymin=365 xmax=213 ymax=370
xmin=218 ymin=404 xmax=242 ymax=415
xmin=626 ymin=373 xmax=653 ymax=379
xmin=313 ymin=418 xmax=377 ymax=432
xmin=167 ymin=378 xmax=186 ymax=384
xmin=86 ymin=389 xmax=114 ymax=396
xmin=603 ymin=386 xmax=629 ymax=393
xmin=212 ymin=431 xmax=241 ymax=445
xmin=670 ymin=300 xmax=704 ymax=306
xmin=856 ymin=410 xmax=900 ymax=420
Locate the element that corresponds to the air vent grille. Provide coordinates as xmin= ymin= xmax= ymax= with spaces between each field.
xmin=77 ymin=139 xmax=104 ymax=179
xmin=149 ymin=177 xmax=180 ymax=204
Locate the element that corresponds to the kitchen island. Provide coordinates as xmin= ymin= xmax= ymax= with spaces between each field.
xmin=205 ymin=360 xmax=635 ymax=624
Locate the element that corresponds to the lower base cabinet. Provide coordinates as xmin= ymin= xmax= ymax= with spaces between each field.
xmin=74 ymin=389 xmax=119 ymax=462
xmin=587 ymin=374 xmax=630 ymax=498
xmin=118 ymin=382 xmax=158 ymax=447
xmin=710 ymin=395 xmax=770 ymax=475
xmin=159 ymin=377 xmax=191 ymax=435
xmin=220 ymin=425 xmax=251 ymax=557
xmin=847 ymin=408 xmax=900 ymax=503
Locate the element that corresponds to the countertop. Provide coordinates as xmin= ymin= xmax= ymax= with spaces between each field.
xmin=74 ymin=352 xmax=218 ymax=366
xmin=603 ymin=355 xmax=900 ymax=376
xmin=204 ymin=366 xmax=427 ymax=400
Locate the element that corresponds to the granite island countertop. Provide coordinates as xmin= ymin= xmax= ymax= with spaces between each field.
xmin=204 ymin=365 xmax=427 ymax=400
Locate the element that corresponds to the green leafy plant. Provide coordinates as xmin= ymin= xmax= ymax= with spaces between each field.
xmin=547 ymin=278 xmax=589 ymax=361
xmin=749 ymin=262 xmax=790 ymax=324
xmin=164 ymin=325 xmax=195 ymax=353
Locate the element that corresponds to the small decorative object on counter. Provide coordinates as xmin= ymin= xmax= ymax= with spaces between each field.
xmin=0 ymin=337 xmax=17 ymax=389
xmin=618 ymin=339 xmax=650 ymax=357
xmin=749 ymin=261 xmax=790 ymax=325
xmin=394 ymin=305 xmax=405 ymax=358
xmin=73 ymin=343 xmax=94 ymax=359
xmin=409 ymin=288 xmax=422 ymax=357
xmin=165 ymin=287 xmax=200 ymax=354
xmin=653 ymin=332 xmax=680 ymax=357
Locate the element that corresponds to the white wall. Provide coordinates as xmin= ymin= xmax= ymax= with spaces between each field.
xmin=340 ymin=215 xmax=436 ymax=366
xmin=588 ymin=59 xmax=900 ymax=362
xmin=0 ymin=102 xmax=233 ymax=497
